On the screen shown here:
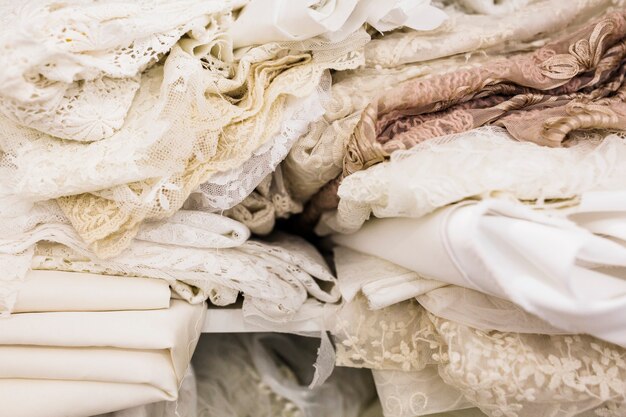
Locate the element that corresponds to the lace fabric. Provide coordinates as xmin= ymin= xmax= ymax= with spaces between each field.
xmin=364 ymin=0 xmax=614 ymax=68
xmin=0 ymin=0 xmax=237 ymax=142
xmin=0 ymin=205 xmax=339 ymax=319
xmin=186 ymin=72 xmax=330 ymax=213
xmin=319 ymin=128 xmax=626 ymax=234
xmin=1 ymin=20 xmax=369 ymax=258
xmin=334 ymin=295 xmax=626 ymax=417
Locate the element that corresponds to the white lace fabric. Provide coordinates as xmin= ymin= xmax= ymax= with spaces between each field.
xmin=0 ymin=0 xmax=237 ymax=142
xmin=0 ymin=204 xmax=339 ymax=319
xmin=0 ymin=22 xmax=369 ymax=258
xmin=319 ymin=128 xmax=626 ymax=235
xmin=186 ymin=72 xmax=330 ymax=213
xmin=364 ymin=0 xmax=616 ymax=68
xmin=333 ymin=295 xmax=626 ymax=417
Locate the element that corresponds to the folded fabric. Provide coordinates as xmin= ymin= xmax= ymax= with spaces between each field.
xmin=333 ymin=246 xmax=564 ymax=335
xmin=333 ymin=198 xmax=626 ymax=346
xmin=229 ymin=0 xmax=447 ymax=48
xmin=319 ymin=128 xmax=626 ymax=234
xmin=0 ymin=299 xmax=205 ymax=417
xmin=93 ymin=367 xmax=197 ymax=417
xmin=187 ymin=76 xmax=328 ymax=214
xmin=333 ymin=295 xmax=626 ymax=417
xmin=13 ymin=270 xmax=170 ymax=313
xmin=0 ymin=207 xmax=250 ymax=313
xmin=364 ymin=0 xmax=611 ymax=67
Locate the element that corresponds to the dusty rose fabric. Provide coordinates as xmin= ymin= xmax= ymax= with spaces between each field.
xmin=302 ymin=10 xmax=626 ymax=227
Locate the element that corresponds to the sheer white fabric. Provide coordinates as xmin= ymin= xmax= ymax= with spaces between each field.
xmin=333 ymin=295 xmax=626 ymax=417
xmin=229 ymin=0 xmax=447 ymax=48
xmin=319 ymin=128 xmax=626 ymax=235
xmin=332 ymin=198 xmax=626 ymax=347
xmin=193 ymin=333 xmax=376 ymax=417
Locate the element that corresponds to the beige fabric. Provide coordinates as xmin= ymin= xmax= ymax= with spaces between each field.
xmin=13 ymin=270 xmax=170 ymax=313
xmin=0 ymin=300 xmax=205 ymax=417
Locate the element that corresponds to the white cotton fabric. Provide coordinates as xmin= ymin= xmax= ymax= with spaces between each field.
xmin=13 ymin=270 xmax=170 ymax=313
xmin=332 ymin=246 xmax=565 ymax=335
xmin=0 ymin=299 xmax=206 ymax=417
xmin=229 ymin=0 xmax=447 ymax=48
xmin=333 ymin=198 xmax=626 ymax=347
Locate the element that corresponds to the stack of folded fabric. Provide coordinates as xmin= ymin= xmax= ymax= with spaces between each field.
xmin=1 ymin=0 xmax=626 ymax=416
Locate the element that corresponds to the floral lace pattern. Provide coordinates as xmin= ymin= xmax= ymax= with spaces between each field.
xmin=333 ymin=295 xmax=626 ymax=417
xmin=318 ymin=128 xmax=626 ymax=234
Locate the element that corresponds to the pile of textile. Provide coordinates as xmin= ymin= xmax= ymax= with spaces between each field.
xmin=1 ymin=0 xmax=625 ymax=416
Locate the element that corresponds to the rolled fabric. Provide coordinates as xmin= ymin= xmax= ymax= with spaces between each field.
xmin=333 ymin=198 xmax=626 ymax=346
xmin=13 ymin=270 xmax=170 ymax=313
xmin=0 ymin=300 xmax=205 ymax=417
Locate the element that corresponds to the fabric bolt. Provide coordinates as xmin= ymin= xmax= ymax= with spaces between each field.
xmin=0 ymin=299 xmax=206 ymax=417
xmin=333 ymin=197 xmax=626 ymax=347
xmin=333 ymin=295 xmax=626 ymax=417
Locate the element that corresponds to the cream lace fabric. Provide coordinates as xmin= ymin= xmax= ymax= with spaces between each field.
xmin=193 ymin=333 xmax=376 ymax=417
xmin=186 ymin=74 xmax=329 ymax=213
xmin=333 ymin=295 xmax=626 ymax=417
xmin=1 ymin=20 xmax=369 ymax=257
xmin=0 ymin=0 xmax=238 ymax=142
xmin=319 ymin=128 xmax=626 ymax=234
xmin=229 ymin=0 xmax=447 ymax=48
xmin=364 ymin=0 xmax=616 ymax=68
xmin=0 ymin=205 xmax=339 ymax=320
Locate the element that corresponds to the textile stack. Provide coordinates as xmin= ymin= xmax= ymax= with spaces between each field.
xmin=0 ymin=1 xmax=625 ymax=416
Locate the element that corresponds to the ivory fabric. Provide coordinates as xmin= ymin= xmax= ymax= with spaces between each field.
xmin=13 ymin=270 xmax=170 ymax=313
xmin=0 ymin=299 xmax=206 ymax=417
xmin=333 ymin=197 xmax=626 ymax=347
